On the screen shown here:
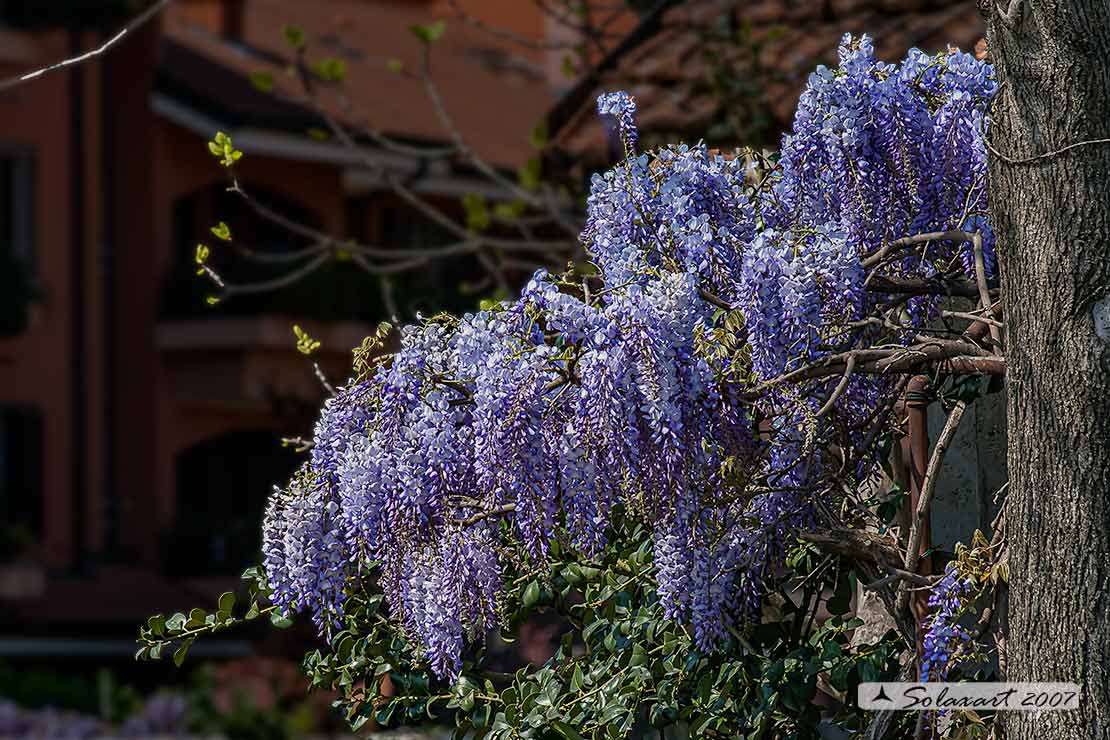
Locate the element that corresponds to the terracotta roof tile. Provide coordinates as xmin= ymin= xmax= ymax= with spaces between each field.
xmin=549 ymin=0 xmax=983 ymax=165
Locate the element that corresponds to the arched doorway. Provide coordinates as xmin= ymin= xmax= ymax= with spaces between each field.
xmin=164 ymin=429 xmax=298 ymax=576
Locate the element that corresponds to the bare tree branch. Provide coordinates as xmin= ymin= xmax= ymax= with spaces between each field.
xmin=897 ymin=399 xmax=968 ymax=615
xmin=456 ymin=503 xmax=517 ymax=527
xmin=817 ymin=354 xmax=857 ymax=418
xmin=972 ymin=231 xmax=1004 ymax=354
xmin=0 ymin=0 xmax=173 ymax=92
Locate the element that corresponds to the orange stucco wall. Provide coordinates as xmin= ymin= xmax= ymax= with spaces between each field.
xmin=0 ymin=30 xmax=102 ymax=568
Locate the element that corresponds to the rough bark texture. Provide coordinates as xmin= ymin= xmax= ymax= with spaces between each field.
xmin=985 ymin=1 xmax=1110 ymax=736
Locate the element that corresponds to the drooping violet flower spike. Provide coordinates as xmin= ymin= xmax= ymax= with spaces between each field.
xmin=597 ymin=91 xmax=638 ymax=158
xmin=921 ymin=562 xmax=979 ymax=681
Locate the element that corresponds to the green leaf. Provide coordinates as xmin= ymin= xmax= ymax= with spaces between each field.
xmin=517 ymin=155 xmax=542 ymax=191
xmin=282 ymin=24 xmax=306 ymax=48
xmin=471 ymin=704 xmax=491 ymax=729
xmin=522 ymin=581 xmax=541 ymax=610
xmin=147 ymin=614 xmax=166 ymax=637
xmin=218 ymin=591 xmax=236 ymax=613
xmin=207 ymin=131 xmax=243 ymax=168
xmin=561 ymin=54 xmax=577 ymax=79
xmin=386 ymin=58 xmax=404 ymax=73
xmin=826 ymin=571 xmax=853 ymax=615
xmin=551 ymin=721 xmax=586 ymax=739
xmin=315 ymin=57 xmax=347 ymax=82
xmin=629 ymin=643 xmax=647 ymax=667
xmin=493 ymin=200 xmax=525 ymax=221
xmin=462 ymin=192 xmax=490 ymax=232
xmin=270 ymin=612 xmax=294 ymax=629
xmin=992 ymin=559 xmax=1009 ymax=584
xmin=450 ymin=676 xmax=477 ymax=712
xmin=571 ymin=664 xmax=585 ymax=691
xmin=293 ymin=324 xmax=322 ymax=355
xmin=336 ymin=634 xmax=355 ymax=661
xmin=409 ymin=20 xmax=446 ymax=44
xmin=248 ymin=71 xmax=274 ymax=92
xmin=210 ymin=222 xmax=232 ymax=241
xmin=173 ymin=637 xmax=195 ymax=668
xmin=530 ymin=120 xmax=549 ymax=150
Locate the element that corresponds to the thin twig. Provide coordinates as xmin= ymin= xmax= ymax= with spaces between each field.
xmin=0 ymin=0 xmax=174 ymax=92
xmin=416 ymin=44 xmax=580 ymax=238
xmin=941 ymin=309 xmax=1003 ymax=328
xmin=985 ymin=129 xmax=1110 ymax=166
xmin=698 ymin=288 xmax=732 ymax=310
xmin=281 ymin=436 xmax=314 ymax=452
xmin=817 ymin=354 xmax=856 ymax=418
xmin=219 ymin=252 xmax=331 ymax=296
xmin=864 ymin=566 xmax=934 ymax=591
xmin=972 ymin=231 xmax=1003 ymax=354
xmin=456 ymin=503 xmax=517 ymax=527
xmin=897 ymin=400 xmax=968 ymax=615
xmin=314 ymin=362 xmax=337 ymax=397
xmin=868 ymin=275 xmax=985 ymax=299
xmin=445 ymin=0 xmax=595 ymax=51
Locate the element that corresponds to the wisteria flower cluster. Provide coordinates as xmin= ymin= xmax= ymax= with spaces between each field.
xmin=920 ymin=531 xmax=993 ymax=681
xmin=261 ymin=35 xmax=997 ymax=680
xmin=921 ymin=563 xmax=980 ymax=681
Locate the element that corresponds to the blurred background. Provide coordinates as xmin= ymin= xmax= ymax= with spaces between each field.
xmin=0 ymin=0 xmax=983 ymax=736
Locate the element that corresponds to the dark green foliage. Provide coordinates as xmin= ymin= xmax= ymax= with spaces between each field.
xmin=136 ymin=567 xmax=279 ymax=668
xmin=291 ymin=517 xmax=902 ymax=738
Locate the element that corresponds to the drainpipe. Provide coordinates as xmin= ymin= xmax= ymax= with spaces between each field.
xmin=100 ymin=30 xmax=118 ymax=556
xmin=68 ymin=30 xmax=89 ymax=574
xmin=902 ymin=374 xmax=932 ymax=662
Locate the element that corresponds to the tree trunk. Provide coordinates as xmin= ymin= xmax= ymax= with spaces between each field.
xmin=985 ymin=1 xmax=1110 ymax=736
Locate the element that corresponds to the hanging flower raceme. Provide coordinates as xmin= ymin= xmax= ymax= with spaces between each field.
xmin=921 ymin=563 xmax=979 ymax=681
xmin=258 ymin=35 xmax=997 ymax=679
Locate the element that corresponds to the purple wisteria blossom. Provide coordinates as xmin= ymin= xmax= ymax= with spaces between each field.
xmin=921 ymin=563 xmax=979 ymax=681
xmin=260 ymin=35 xmax=997 ymax=678
xmin=597 ymin=91 xmax=639 ymax=157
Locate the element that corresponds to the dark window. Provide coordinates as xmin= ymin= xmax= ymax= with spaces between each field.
xmin=164 ymin=430 xmax=298 ymax=576
xmin=0 ymin=406 xmax=44 ymax=560
xmin=378 ymin=204 xmax=485 ymax=320
xmin=162 ymin=184 xmax=382 ymax=322
xmin=0 ymin=148 xmax=35 ymax=337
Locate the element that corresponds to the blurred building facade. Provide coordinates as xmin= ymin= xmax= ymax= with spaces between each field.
xmin=0 ymin=0 xmax=558 ymax=644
